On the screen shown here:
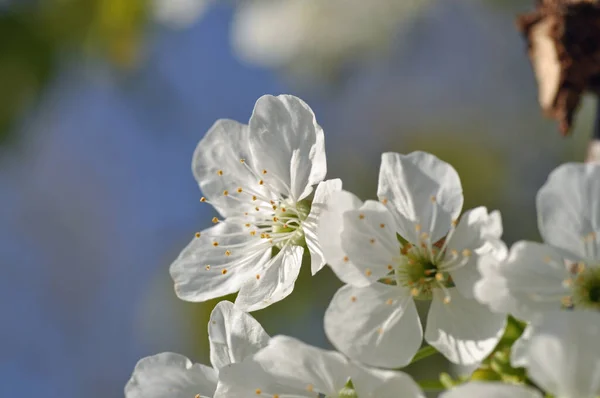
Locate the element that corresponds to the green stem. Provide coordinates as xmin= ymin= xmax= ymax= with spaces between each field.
xmin=410 ymin=345 xmax=438 ymax=364
xmin=417 ymin=379 xmax=446 ymax=391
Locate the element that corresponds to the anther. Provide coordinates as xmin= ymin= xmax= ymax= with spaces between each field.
xmin=462 ymin=249 xmax=472 ymax=257
xmin=252 ymin=195 xmax=257 ymax=201
xmin=262 ymin=169 xmax=267 ymax=174
xmin=212 ymin=242 xmax=219 ymax=247
xmin=381 ymin=198 xmax=388 ymax=205
xmin=205 ymin=265 xmax=210 ymax=270
xmin=195 ymin=232 xmax=201 ymax=238
xmin=200 ymin=197 xmax=206 ymax=202
xmin=411 ymin=287 xmax=420 ymax=296
xmin=256 ymin=274 xmax=260 ymax=280
xmin=258 ymin=180 xmax=264 ymax=185
xmin=217 ymin=170 xmax=223 ymax=176
xmin=240 ymin=158 xmax=245 ymax=163
xmin=254 ymin=389 xmax=261 ymax=394
xmin=380 ymin=223 xmax=385 ymax=228
xmin=369 ymin=238 xmax=375 ymax=244
xmin=443 ymin=296 xmax=451 ymax=304
xmin=273 ymin=216 xmax=279 ymax=222
xmin=430 ymin=196 xmax=436 ymax=203
xmin=351 ymin=296 xmax=357 ymax=302
xmin=222 ymin=269 xmax=228 ymax=275
xmin=415 ymin=224 xmax=422 ymax=232
xmin=343 ymin=256 xmax=349 ymax=262
xmin=225 ymin=250 xmax=231 ymax=256
xmin=387 ymin=264 xmax=393 ymax=270
xmin=306 ymin=384 xmax=314 ymax=392
xmin=281 ymin=207 xmax=286 ymax=212
xmin=212 ymin=217 xmax=219 ymax=223
xmin=435 ymin=273 xmax=444 ymax=281
xmin=365 ymin=268 xmax=372 ymax=276
xmin=377 ymin=327 xmax=384 ymax=335
xmin=272 ymin=205 xmax=277 ymax=210
xmin=451 ymin=219 xmax=458 ymax=226
xmin=223 ymin=190 xmax=229 ymax=196
xmin=237 ymin=187 xmax=243 ymax=193
xmin=250 ymin=231 xmax=256 ymax=236
xmin=386 ymin=298 xmax=393 ymax=305
xmin=359 ymin=213 xmax=365 ymax=220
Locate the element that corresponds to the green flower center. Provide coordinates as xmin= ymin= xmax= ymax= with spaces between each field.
xmin=271 ymin=199 xmax=311 ymax=247
xmin=570 ymin=265 xmax=600 ymax=309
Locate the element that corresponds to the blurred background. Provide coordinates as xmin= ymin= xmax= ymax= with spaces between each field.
xmin=0 ymin=0 xmax=596 ymax=396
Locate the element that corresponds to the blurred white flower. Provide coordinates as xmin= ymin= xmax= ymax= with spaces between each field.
xmin=475 ymin=163 xmax=600 ymax=322
xmin=124 ymin=301 xmax=269 ymax=398
xmin=231 ymin=0 xmax=432 ymax=79
xmin=514 ymin=311 xmax=600 ymax=398
xmin=170 ymin=94 xmax=338 ymax=311
xmin=440 ymin=382 xmax=542 ymax=398
xmin=153 ymin=0 xmax=213 ymax=28
xmin=320 ymin=151 xmax=506 ymax=367
xmin=215 ymin=335 xmax=425 ymax=398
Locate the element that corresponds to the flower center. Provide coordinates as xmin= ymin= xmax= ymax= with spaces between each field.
xmin=567 ymin=264 xmax=600 ymax=310
xmin=270 ymin=199 xmax=311 ymax=247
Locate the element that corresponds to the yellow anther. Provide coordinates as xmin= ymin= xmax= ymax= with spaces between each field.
xmin=200 ymin=197 xmax=206 ymax=202
xmin=411 ymin=287 xmax=420 ymax=296
xmin=205 ymin=265 xmax=210 ymax=270
xmin=380 ymin=223 xmax=385 ymax=228
xmin=240 ymin=158 xmax=245 ymax=163
xmin=260 ymin=233 xmax=266 ymax=239
xmin=281 ymin=207 xmax=286 ymax=212
xmin=262 ymin=169 xmax=267 ymax=174
xmin=217 ymin=170 xmax=223 ymax=176
xmin=237 ymin=187 xmax=243 ymax=193
xmin=435 ymin=273 xmax=444 ymax=281
xmin=430 ymin=196 xmax=437 ymax=202
xmin=343 ymin=256 xmax=349 ymax=262
xmin=223 ymin=190 xmax=229 ymax=196
xmin=272 ymin=205 xmax=277 ymax=210
xmin=256 ymin=274 xmax=260 ymax=280
xmin=245 ymin=223 xmax=251 ymax=227
xmin=252 ymin=195 xmax=257 ymax=201
xmin=351 ymin=296 xmax=357 ymax=302
xmin=306 ymin=384 xmax=314 ymax=392
xmin=270 ymin=200 xmax=275 ymax=205
xmin=387 ymin=264 xmax=393 ymax=270
xmin=386 ymin=298 xmax=393 ymax=305
xmin=359 ymin=213 xmax=365 ymax=220
xmin=258 ymin=180 xmax=264 ymax=185
xmin=450 ymin=249 xmax=458 ymax=257
xmin=421 ymin=232 xmax=429 ymax=240
xmin=365 ymin=268 xmax=372 ymax=277
xmin=369 ymin=238 xmax=375 ymax=244
xmin=415 ymin=224 xmax=422 ymax=232
xmin=255 ymin=207 xmax=260 ymax=211
xmin=195 ymin=232 xmax=201 ymax=238
xmin=561 ymin=296 xmax=573 ymax=307
xmin=212 ymin=242 xmax=219 ymax=247
xmin=273 ymin=395 xmax=279 ymax=398
xmin=222 ymin=269 xmax=228 ymax=275
xmin=225 ymin=250 xmax=231 ymax=256
xmin=273 ymin=216 xmax=279 ymax=222
xmin=250 ymin=231 xmax=256 ymax=236
xmin=381 ymin=198 xmax=388 ymax=205
xmin=254 ymin=389 xmax=261 ymax=394
xmin=212 ymin=217 xmax=219 ymax=223
xmin=443 ymin=296 xmax=451 ymax=304
xmin=283 ymin=224 xmax=288 ymax=228
xmin=451 ymin=219 xmax=458 ymax=226
xmin=462 ymin=249 xmax=472 ymax=257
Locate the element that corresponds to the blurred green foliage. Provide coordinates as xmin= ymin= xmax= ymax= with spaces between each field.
xmin=0 ymin=0 xmax=147 ymax=144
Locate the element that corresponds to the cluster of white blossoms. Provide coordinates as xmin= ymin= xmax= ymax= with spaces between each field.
xmin=127 ymin=95 xmax=600 ymax=397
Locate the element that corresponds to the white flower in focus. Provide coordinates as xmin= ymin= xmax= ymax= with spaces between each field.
xmin=125 ymin=301 xmax=269 ymax=398
xmin=170 ymin=95 xmax=339 ymax=311
xmin=514 ymin=311 xmax=600 ymax=398
xmin=475 ymin=163 xmax=600 ymax=322
xmin=215 ymin=335 xmax=426 ymax=398
xmin=320 ymin=151 xmax=506 ymax=367
xmin=231 ymin=0 xmax=432 ymax=80
xmin=440 ymin=382 xmax=542 ymax=398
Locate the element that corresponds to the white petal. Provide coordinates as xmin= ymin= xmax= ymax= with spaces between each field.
xmin=234 ymin=245 xmax=304 ymax=312
xmin=208 ymin=301 xmax=270 ymax=370
xmin=510 ymin=324 xmax=533 ymax=368
xmin=526 ymin=311 xmax=600 ymax=398
xmin=248 ymin=95 xmax=326 ymax=201
xmin=474 ymin=241 xmax=570 ymax=322
xmin=339 ymin=200 xmax=403 ymax=285
xmin=214 ymin=360 xmax=312 ymax=397
xmin=318 ymin=190 xmax=373 ymax=286
xmin=170 ymin=222 xmax=271 ymax=302
xmin=425 ymin=289 xmax=506 ymax=365
xmin=324 ymin=283 xmax=422 ymax=368
xmin=377 ymin=151 xmax=463 ymax=244
xmin=125 ymin=353 xmax=217 ymax=398
xmin=537 ymin=162 xmax=600 ymax=258
xmin=304 ymin=179 xmax=343 ymax=275
xmin=352 ymin=368 xmax=425 ymax=398
xmin=445 ymin=207 xmax=505 ymax=298
xmin=192 ymin=119 xmax=258 ymax=218
xmin=440 ymin=382 xmax=542 ymax=398
xmin=252 ymin=335 xmax=351 ymax=395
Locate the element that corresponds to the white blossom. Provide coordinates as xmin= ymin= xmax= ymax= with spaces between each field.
xmin=320 ymin=151 xmax=506 ymax=367
xmin=231 ymin=0 xmax=432 ymax=80
xmin=170 ymin=94 xmax=338 ymax=311
xmin=475 ymin=163 xmax=600 ymax=322
xmin=124 ymin=301 xmax=269 ymax=398
xmin=214 ymin=335 xmax=425 ymax=398
xmin=513 ymin=311 xmax=600 ymax=398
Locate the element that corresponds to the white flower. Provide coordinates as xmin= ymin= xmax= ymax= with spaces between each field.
xmin=124 ymin=301 xmax=269 ymax=398
xmin=231 ymin=0 xmax=432 ymax=80
xmin=170 ymin=94 xmax=339 ymax=311
xmin=440 ymin=382 xmax=542 ymax=398
xmin=214 ymin=335 xmax=425 ymax=398
xmin=475 ymin=163 xmax=600 ymax=322
xmin=513 ymin=311 xmax=600 ymax=398
xmin=320 ymin=151 xmax=506 ymax=367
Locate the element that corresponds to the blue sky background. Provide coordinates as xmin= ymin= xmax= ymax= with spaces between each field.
xmin=0 ymin=2 xmax=595 ymax=397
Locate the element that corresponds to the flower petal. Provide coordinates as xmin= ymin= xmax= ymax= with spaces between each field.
xmin=192 ymin=119 xmax=258 ymax=218
xmin=235 ymin=245 xmax=304 ymax=312
xmin=304 ymin=179 xmax=343 ymax=275
xmin=425 ymin=288 xmax=506 ymax=365
xmin=474 ymin=241 xmax=570 ymax=322
xmin=125 ymin=353 xmax=217 ymax=398
xmin=440 ymin=382 xmax=542 ymax=398
xmin=248 ymin=95 xmax=326 ymax=201
xmin=340 ymin=200 xmax=404 ymax=285
xmin=510 ymin=325 xmax=533 ymax=368
xmin=377 ymin=151 xmax=463 ymax=244
xmin=525 ymin=311 xmax=600 ymax=398
xmin=170 ymin=222 xmax=271 ymax=302
xmin=252 ymin=335 xmax=352 ymax=396
xmin=445 ymin=207 xmax=505 ymax=298
xmin=324 ymin=283 xmax=422 ymax=368
xmin=318 ymin=190 xmax=373 ymax=286
xmin=537 ymin=163 xmax=600 ymax=258
xmin=208 ymin=301 xmax=270 ymax=370
xmin=352 ymin=368 xmax=425 ymax=398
